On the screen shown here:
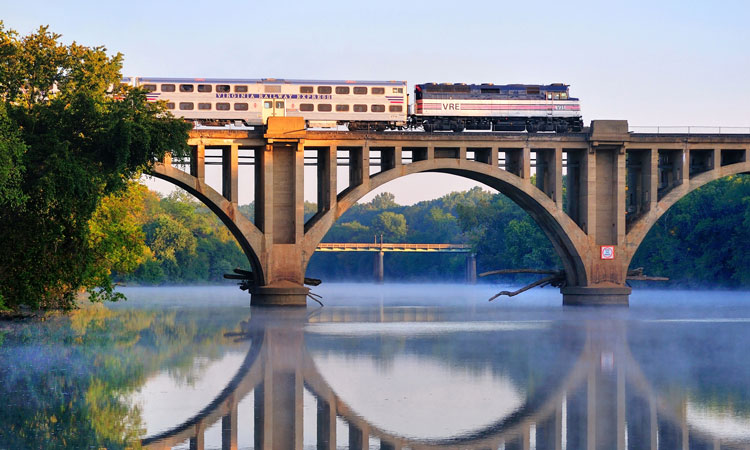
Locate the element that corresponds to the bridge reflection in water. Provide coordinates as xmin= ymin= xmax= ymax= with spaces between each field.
xmin=141 ymin=308 xmax=749 ymax=450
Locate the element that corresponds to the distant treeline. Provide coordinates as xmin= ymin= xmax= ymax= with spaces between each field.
xmin=112 ymin=175 xmax=750 ymax=287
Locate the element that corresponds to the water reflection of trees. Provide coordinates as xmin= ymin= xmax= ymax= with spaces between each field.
xmin=0 ymin=304 xmax=250 ymax=449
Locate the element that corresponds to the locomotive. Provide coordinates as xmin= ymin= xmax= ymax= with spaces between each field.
xmin=125 ymin=77 xmax=582 ymax=133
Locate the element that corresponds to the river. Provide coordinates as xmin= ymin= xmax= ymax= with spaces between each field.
xmin=1 ymin=284 xmax=749 ymax=449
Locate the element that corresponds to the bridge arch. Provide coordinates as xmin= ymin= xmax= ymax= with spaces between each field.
xmin=303 ymin=158 xmax=590 ymax=287
xmin=149 ymin=163 xmax=266 ymax=285
xmin=623 ymin=160 xmax=750 ymax=268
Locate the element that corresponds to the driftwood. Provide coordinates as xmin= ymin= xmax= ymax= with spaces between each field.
xmin=482 ymin=266 xmax=668 ymax=301
xmin=488 ymin=273 xmax=565 ymax=301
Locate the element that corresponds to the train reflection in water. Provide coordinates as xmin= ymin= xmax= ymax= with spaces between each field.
xmin=141 ymin=307 xmax=749 ymax=450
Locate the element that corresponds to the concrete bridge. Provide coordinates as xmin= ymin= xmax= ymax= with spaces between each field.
xmin=150 ymin=118 xmax=750 ymax=306
xmin=141 ymin=311 xmax=740 ymax=450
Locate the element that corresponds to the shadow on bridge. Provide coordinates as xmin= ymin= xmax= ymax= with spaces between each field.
xmin=141 ymin=309 xmax=746 ymax=450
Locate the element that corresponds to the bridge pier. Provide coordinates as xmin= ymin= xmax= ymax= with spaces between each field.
xmin=373 ymin=251 xmax=384 ymax=283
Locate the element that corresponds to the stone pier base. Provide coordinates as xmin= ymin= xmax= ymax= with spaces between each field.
xmin=250 ymin=281 xmax=309 ymax=307
xmin=561 ymin=285 xmax=631 ymax=306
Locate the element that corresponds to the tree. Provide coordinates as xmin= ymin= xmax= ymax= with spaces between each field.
xmin=372 ymin=211 xmax=408 ymax=241
xmin=0 ymin=24 xmax=190 ymax=309
xmin=369 ymin=192 xmax=398 ymax=210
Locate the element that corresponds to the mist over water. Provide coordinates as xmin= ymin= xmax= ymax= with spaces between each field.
xmin=1 ymin=284 xmax=749 ymax=449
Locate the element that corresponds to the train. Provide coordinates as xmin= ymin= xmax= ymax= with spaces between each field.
xmin=123 ymin=77 xmax=582 ymax=133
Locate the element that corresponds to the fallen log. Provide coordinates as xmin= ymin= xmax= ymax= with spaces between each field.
xmin=488 ymin=274 xmax=565 ymax=301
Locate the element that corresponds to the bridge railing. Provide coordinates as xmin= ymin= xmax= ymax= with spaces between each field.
xmin=630 ymin=125 xmax=750 ymax=134
xmin=316 ymin=243 xmax=472 ymax=252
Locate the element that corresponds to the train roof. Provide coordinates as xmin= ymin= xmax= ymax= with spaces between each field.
xmin=133 ymin=77 xmax=406 ymax=86
xmin=417 ymin=83 xmax=570 ymax=92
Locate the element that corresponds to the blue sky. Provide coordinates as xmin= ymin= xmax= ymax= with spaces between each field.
xmin=4 ymin=0 xmax=750 ymax=203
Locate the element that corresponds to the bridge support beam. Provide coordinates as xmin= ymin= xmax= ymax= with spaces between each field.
xmin=374 ymin=251 xmax=384 ymax=283
xmin=251 ymin=117 xmax=310 ymax=306
xmin=465 ymin=253 xmax=476 ymax=284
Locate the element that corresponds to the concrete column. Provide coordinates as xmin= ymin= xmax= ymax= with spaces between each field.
xmin=374 ymin=251 xmax=384 ymax=283
xmin=681 ymin=145 xmax=690 ymax=187
xmin=490 ymin=147 xmax=499 ymax=168
xmin=426 ymin=144 xmax=435 ymax=161
xmin=222 ymin=144 xmax=239 ymax=203
xmin=348 ymin=146 xmax=368 ymax=189
xmin=189 ymin=422 xmax=204 ymax=450
xmin=713 ymin=148 xmax=722 ymax=174
xmin=162 ymin=151 xmax=172 ymax=166
xmin=522 ymin=145 xmax=531 ymax=180
xmin=222 ymin=401 xmax=238 ymax=450
xmin=465 ymin=253 xmax=477 ymax=284
xmin=349 ymin=423 xmax=369 ymax=450
xmin=317 ymin=147 xmax=335 ymax=214
xmin=459 ymin=146 xmax=467 ymax=160
xmin=191 ymin=143 xmax=205 ymax=182
xmin=554 ymin=147 xmax=563 ymax=207
xmin=615 ymin=146 xmax=627 ymax=245
xmin=251 ymin=118 xmax=310 ymax=306
xmin=316 ymin=397 xmax=336 ymax=450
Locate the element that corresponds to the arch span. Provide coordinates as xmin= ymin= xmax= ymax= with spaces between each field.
xmin=303 ymin=159 xmax=590 ymax=287
xmin=149 ymin=162 xmax=266 ymax=285
xmin=624 ymin=160 xmax=750 ymax=268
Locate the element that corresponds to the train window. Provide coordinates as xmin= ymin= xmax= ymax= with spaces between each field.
xmin=561 ymin=92 xmax=568 ymax=100
xmin=198 ymin=103 xmax=211 ymax=110
xmin=179 ymin=84 xmax=194 ymax=92
xmin=353 ymin=104 xmax=367 ymax=112
xmin=526 ymin=87 xmax=540 ymax=95
xmin=481 ymin=88 xmax=499 ymax=94
xmin=389 ymin=105 xmax=402 ymax=112
xmin=179 ymin=102 xmax=194 ymax=110
xmin=216 ymin=85 xmax=231 ymax=93
xmin=276 ymin=101 xmax=284 ymax=109
xmin=300 ymin=86 xmax=313 ymax=93
xmin=216 ymin=103 xmax=230 ymax=111
xmin=547 ymin=93 xmax=553 ymax=100
xmin=161 ymin=84 xmax=175 ymax=92
xmin=353 ymin=87 xmax=367 ymax=95
xmin=234 ymin=103 xmax=249 ymax=111
xmin=336 ymin=104 xmax=349 ymax=112
xmin=265 ymin=85 xmax=281 ymax=93
xmin=142 ymin=84 xmax=157 ymax=92
xmin=317 ymin=104 xmax=332 ymax=112
xmin=318 ymin=86 xmax=332 ymax=94
xmin=300 ymin=104 xmax=314 ymax=112
xmin=198 ymin=84 xmax=212 ymax=93
xmin=166 ymin=102 xmax=175 ymax=110
xmin=264 ymin=101 xmax=272 ymax=108
xmin=393 ymin=87 xmax=403 ymax=93
xmin=554 ymin=93 xmax=560 ymax=100
xmin=371 ymin=104 xmax=385 ymax=112
xmin=235 ymin=85 xmax=248 ymax=93
xmin=372 ymin=87 xmax=385 ymax=95
xmin=335 ymin=86 xmax=350 ymax=94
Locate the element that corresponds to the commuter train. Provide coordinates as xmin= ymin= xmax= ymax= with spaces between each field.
xmin=124 ymin=77 xmax=582 ymax=133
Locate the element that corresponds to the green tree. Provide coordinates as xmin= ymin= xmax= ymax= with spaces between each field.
xmin=372 ymin=211 xmax=408 ymax=241
xmin=0 ymin=24 xmax=190 ymax=309
xmin=369 ymin=192 xmax=398 ymax=210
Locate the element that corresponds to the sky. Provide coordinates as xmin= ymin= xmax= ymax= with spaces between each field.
xmin=4 ymin=0 xmax=750 ymax=204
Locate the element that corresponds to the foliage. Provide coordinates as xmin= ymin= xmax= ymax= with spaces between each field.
xmin=631 ymin=175 xmax=750 ymax=286
xmin=0 ymin=23 xmax=190 ymax=309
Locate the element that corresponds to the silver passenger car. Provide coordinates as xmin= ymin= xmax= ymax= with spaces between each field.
xmin=131 ymin=78 xmax=408 ymax=130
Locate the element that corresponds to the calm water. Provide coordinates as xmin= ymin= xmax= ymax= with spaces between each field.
xmin=1 ymin=284 xmax=750 ymax=449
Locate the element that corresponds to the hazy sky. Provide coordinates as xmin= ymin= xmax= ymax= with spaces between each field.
xmin=4 ymin=0 xmax=750 ymax=204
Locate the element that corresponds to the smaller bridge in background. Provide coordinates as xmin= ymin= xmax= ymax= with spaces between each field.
xmin=315 ymin=243 xmax=476 ymax=283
